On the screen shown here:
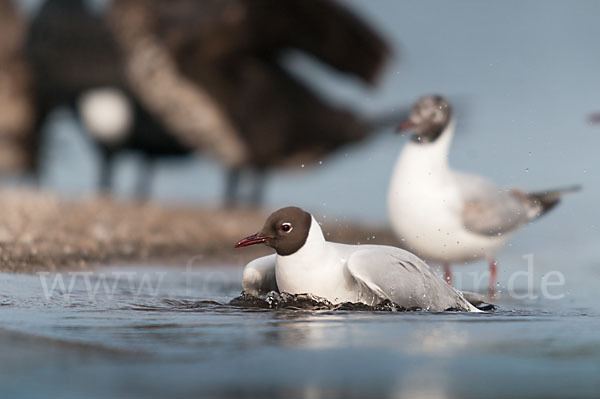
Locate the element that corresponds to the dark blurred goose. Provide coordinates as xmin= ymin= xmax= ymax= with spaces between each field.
xmin=106 ymin=0 xmax=394 ymax=205
xmin=25 ymin=0 xmax=195 ymax=195
xmin=27 ymin=0 xmax=394 ymax=204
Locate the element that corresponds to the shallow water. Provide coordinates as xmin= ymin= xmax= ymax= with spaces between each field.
xmin=1 ymin=262 xmax=599 ymax=398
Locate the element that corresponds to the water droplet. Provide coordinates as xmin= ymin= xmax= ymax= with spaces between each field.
xmin=318 ymin=160 xmax=323 ymax=165
xmin=525 ymin=168 xmax=529 ymax=173
xmin=301 ymin=164 xmax=305 ymax=168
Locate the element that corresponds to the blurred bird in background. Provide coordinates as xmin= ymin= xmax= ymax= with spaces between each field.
xmin=25 ymin=0 xmax=212 ymax=197
xmin=388 ymin=95 xmax=580 ymax=296
xmin=21 ymin=0 xmax=395 ymax=206
xmin=0 ymin=0 xmax=35 ymax=175
xmin=588 ymin=112 xmax=600 ymax=125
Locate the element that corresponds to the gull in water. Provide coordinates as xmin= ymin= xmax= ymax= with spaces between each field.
xmin=235 ymin=206 xmax=479 ymax=312
xmin=388 ymin=95 xmax=580 ymax=295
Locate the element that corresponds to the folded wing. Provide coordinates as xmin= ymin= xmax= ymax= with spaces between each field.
xmin=455 ymin=172 xmax=528 ymax=236
xmin=346 ymin=246 xmax=477 ymax=312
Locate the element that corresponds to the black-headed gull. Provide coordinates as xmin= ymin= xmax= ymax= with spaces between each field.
xmin=388 ymin=95 xmax=580 ymax=295
xmin=235 ymin=206 xmax=479 ymax=312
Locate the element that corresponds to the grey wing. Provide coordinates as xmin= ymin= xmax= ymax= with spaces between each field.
xmin=345 ymin=247 xmax=476 ymax=312
xmin=454 ymin=172 xmax=528 ymax=236
xmin=241 ymin=254 xmax=278 ymax=295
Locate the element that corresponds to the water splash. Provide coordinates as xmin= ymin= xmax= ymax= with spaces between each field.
xmin=228 ymin=291 xmax=483 ymax=312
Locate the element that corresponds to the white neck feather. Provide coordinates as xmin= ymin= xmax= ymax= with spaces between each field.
xmin=395 ymin=118 xmax=455 ymax=172
xmin=275 ymin=215 xmax=345 ymax=297
xmin=277 ymin=216 xmax=328 ymax=267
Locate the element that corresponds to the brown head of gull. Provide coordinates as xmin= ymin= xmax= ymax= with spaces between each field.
xmin=397 ymin=95 xmax=452 ymax=143
xmin=235 ymin=207 xmax=312 ymax=256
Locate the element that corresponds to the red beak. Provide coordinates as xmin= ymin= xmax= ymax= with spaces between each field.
xmin=396 ymin=119 xmax=414 ymax=132
xmin=235 ymin=233 xmax=270 ymax=248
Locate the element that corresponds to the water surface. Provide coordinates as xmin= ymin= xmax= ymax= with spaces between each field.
xmin=0 ymin=262 xmax=598 ymax=398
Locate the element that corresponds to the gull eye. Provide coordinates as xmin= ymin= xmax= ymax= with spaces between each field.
xmin=280 ymin=222 xmax=293 ymax=233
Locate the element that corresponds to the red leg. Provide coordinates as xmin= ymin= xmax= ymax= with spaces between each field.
xmin=443 ymin=262 xmax=453 ymax=285
xmin=488 ymin=259 xmax=497 ymax=297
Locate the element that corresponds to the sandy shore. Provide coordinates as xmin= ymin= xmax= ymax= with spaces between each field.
xmin=0 ymin=189 xmax=397 ymax=273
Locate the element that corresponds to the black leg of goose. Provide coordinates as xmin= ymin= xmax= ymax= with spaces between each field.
xmin=224 ymin=167 xmax=241 ymax=208
xmin=250 ymin=169 xmax=267 ymax=207
xmin=135 ymin=156 xmax=154 ymax=200
xmin=98 ymin=150 xmax=115 ymax=195
xmin=31 ymin=104 xmax=51 ymax=189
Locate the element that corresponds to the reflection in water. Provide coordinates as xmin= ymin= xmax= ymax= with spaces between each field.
xmin=263 ymin=315 xmax=355 ymax=350
xmin=394 ymin=367 xmax=450 ymax=399
xmin=411 ymin=325 xmax=470 ymax=355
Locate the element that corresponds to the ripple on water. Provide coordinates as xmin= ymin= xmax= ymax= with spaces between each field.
xmin=122 ymin=291 xmax=498 ymax=313
xmin=127 ymin=299 xmax=228 ymax=312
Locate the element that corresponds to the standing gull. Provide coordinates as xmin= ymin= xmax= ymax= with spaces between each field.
xmin=235 ymin=206 xmax=479 ymax=312
xmin=387 ymin=95 xmax=580 ymax=295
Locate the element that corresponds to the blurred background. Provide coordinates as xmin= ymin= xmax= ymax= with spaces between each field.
xmin=0 ymin=0 xmax=598 ymax=266
xmin=1 ymin=2 xmax=599 ymax=397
